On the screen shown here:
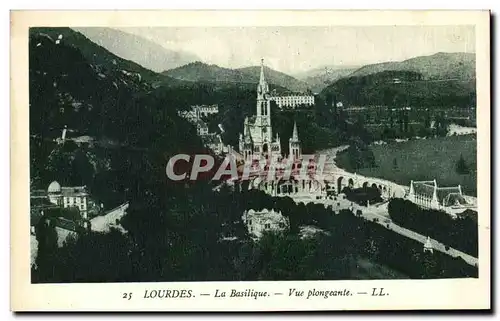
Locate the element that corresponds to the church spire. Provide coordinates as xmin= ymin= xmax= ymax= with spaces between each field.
xmin=259 ymin=58 xmax=266 ymax=85
xmin=244 ymin=121 xmax=253 ymax=143
xmin=292 ymin=121 xmax=298 ymax=140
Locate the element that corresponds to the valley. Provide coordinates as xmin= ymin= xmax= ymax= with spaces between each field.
xmin=28 ymin=26 xmax=479 ymax=284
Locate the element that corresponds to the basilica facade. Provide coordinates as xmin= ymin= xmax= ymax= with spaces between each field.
xmin=235 ymin=60 xmax=327 ymax=198
xmin=238 ymin=59 xmax=301 ymax=162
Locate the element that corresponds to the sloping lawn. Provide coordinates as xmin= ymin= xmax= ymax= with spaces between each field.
xmin=341 ymin=135 xmax=477 ymax=196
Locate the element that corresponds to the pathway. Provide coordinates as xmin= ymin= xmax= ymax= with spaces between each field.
xmin=291 ymin=194 xmax=478 ymax=266
xmin=287 ymin=146 xmax=480 ymax=267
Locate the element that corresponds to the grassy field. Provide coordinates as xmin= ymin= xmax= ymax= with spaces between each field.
xmin=339 ymin=135 xmax=477 ymax=196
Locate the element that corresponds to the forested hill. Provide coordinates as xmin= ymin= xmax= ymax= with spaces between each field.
xmin=321 ymin=70 xmax=476 ymax=108
xmin=163 ymin=62 xmax=309 ymax=93
xmin=30 ymin=28 xmax=183 ymax=85
xmin=29 ymin=27 xmax=201 ymax=147
xmin=236 ymin=65 xmax=310 ymax=93
xmin=349 ymin=52 xmax=475 ymax=80
xmin=29 ymin=27 xmax=207 ymax=193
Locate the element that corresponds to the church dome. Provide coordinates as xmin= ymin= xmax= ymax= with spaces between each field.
xmin=47 ymin=181 xmax=61 ymax=193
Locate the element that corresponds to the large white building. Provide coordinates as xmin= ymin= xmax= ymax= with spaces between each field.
xmin=408 ymin=179 xmax=476 ymax=216
xmin=270 ymin=94 xmax=315 ymax=109
xmin=242 ymin=208 xmax=289 ymax=239
xmin=194 ymin=104 xmax=219 ymax=117
xmin=238 ymin=59 xmax=302 ymax=162
xmin=47 ymin=181 xmax=90 ymax=219
xmin=179 ymin=104 xmax=219 ymax=121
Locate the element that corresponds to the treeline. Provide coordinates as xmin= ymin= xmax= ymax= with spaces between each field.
xmin=388 ymin=198 xmax=478 ymax=257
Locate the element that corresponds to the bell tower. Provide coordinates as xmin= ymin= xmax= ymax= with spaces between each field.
xmin=256 ymin=59 xmax=273 ymax=155
xmin=289 ymin=122 xmax=301 ymax=160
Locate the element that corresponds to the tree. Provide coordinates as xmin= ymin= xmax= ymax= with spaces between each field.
xmin=455 ymin=154 xmax=470 ymax=174
xmin=392 ymin=157 xmax=398 ymax=169
xmin=33 ymin=218 xmax=59 ymax=282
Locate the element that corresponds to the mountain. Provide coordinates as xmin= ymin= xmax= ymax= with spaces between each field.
xmin=296 ymin=66 xmax=360 ymax=93
xmin=236 ymin=66 xmax=310 ymax=93
xmin=294 ymin=65 xmax=361 ymax=80
xmin=163 ymin=61 xmax=253 ymax=83
xmin=30 ymin=27 xmax=184 ymax=87
xmin=29 ymin=27 xmax=200 ymax=145
xmin=74 ymin=27 xmax=200 ymax=73
xmin=163 ymin=62 xmax=310 ymax=93
xmin=29 ymin=26 xmax=205 ymax=191
xmin=349 ymin=52 xmax=475 ymax=80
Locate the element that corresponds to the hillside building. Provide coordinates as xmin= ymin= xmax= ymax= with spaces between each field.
xmin=47 ymin=181 xmax=90 ymax=219
xmin=194 ymin=119 xmax=209 ymax=136
xmin=203 ymin=133 xmax=229 ymax=155
xmin=179 ymin=104 xmax=219 ymax=122
xmin=193 ymin=104 xmax=219 ymax=117
xmin=242 ymin=208 xmax=289 ymax=239
xmin=270 ymin=94 xmax=315 ymax=109
xmin=178 ymin=109 xmax=199 ymax=123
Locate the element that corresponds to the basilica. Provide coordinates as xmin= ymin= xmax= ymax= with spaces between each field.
xmin=235 ymin=60 xmax=326 ymax=198
xmin=238 ymin=59 xmax=301 ymax=162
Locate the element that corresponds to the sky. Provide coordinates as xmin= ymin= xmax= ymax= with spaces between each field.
xmin=117 ymin=25 xmax=475 ymax=74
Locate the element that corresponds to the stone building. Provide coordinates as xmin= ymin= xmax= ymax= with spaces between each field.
xmin=250 ymin=175 xmax=326 ymax=198
xmin=194 ymin=119 xmax=209 ymax=136
xmin=408 ymin=179 xmax=476 ymax=216
xmin=269 ymin=94 xmax=315 ymax=109
xmin=195 ymin=104 xmax=219 ymax=117
xmin=238 ymin=59 xmax=302 ymax=163
xmin=47 ymin=181 xmax=90 ymax=219
xmin=242 ymin=208 xmax=289 ymax=239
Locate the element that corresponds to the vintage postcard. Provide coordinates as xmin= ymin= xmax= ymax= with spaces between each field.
xmin=11 ymin=10 xmax=490 ymax=311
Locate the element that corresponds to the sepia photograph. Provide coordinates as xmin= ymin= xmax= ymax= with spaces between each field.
xmin=11 ymin=10 xmax=491 ymax=311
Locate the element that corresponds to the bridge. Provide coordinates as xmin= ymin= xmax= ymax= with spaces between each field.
xmin=234 ymin=149 xmax=408 ymax=201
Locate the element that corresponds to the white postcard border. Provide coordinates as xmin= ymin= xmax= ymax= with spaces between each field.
xmin=10 ymin=10 xmax=491 ymax=311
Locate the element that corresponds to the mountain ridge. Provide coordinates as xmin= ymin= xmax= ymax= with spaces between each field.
xmin=163 ymin=61 xmax=310 ymax=93
xmin=73 ymin=27 xmax=201 ymax=73
xmin=30 ymin=27 xmax=185 ymax=88
xmin=348 ymin=52 xmax=475 ymax=80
